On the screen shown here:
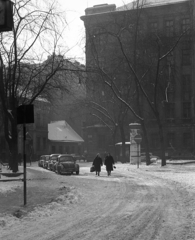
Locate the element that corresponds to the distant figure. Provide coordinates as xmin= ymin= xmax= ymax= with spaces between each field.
xmin=93 ymin=153 xmax=103 ymax=176
xmin=104 ymin=153 xmax=115 ymax=176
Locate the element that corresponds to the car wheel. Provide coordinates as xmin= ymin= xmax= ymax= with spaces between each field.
xmin=76 ymin=171 xmax=79 ymax=175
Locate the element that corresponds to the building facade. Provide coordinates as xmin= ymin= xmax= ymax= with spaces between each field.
xmin=81 ymin=0 xmax=195 ymax=159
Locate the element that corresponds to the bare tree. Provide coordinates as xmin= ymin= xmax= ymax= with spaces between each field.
xmin=0 ymin=0 xmax=68 ymax=172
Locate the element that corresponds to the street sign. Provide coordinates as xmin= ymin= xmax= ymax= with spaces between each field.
xmin=17 ymin=105 xmax=34 ymax=124
xmin=134 ymin=134 xmax=142 ymax=144
xmin=0 ymin=0 xmax=14 ymax=32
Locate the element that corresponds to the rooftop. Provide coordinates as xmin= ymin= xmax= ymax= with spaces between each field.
xmin=117 ymin=0 xmax=189 ymax=11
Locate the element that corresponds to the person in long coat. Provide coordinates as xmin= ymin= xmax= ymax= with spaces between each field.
xmin=93 ymin=153 xmax=103 ymax=176
xmin=104 ymin=153 xmax=115 ymax=176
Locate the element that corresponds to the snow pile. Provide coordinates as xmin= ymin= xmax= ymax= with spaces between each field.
xmin=0 ymin=181 xmax=22 ymax=193
xmin=26 ymin=186 xmax=80 ymax=219
xmin=0 ymin=186 xmax=80 ymax=228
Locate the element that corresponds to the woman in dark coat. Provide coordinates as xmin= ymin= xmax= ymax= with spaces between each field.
xmin=93 ymin=153 xmax=103 ymax=176
xmin=104 ymin=153 xmax=115 ymax=176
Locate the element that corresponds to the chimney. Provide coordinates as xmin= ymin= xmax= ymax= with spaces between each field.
xmin=85 ymin=4 xmax=116 ymax=15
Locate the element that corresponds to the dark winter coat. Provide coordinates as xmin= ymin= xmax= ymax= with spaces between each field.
xmin=104 ymin=155 xmax=114 ymax=171
xmin=93 ymin=156 xmax=103 ymax=172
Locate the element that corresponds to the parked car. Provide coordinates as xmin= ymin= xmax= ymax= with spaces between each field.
xmin=55 ymin=154 xmax=80 ymax=175
xmin=48 ymin=154 xmax=61 ymax=171
xmin=38 ymin=155 xmax=50 ymax=167
xmin=141 ymin=152 xmax=160 ymax=163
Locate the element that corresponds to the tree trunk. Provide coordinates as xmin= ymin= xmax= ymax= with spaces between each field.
xmin=4 ymin=116 xmax=19 ymax=172
xmin=140 ymin=119 xmax=151 ymax=165
xmin=119 ymin=124 xmax=126 ymax=163
xmin=9 ymin=143 xmax=19 ymax=172
xmin=156 ymin=117 xmax=166 ymax=166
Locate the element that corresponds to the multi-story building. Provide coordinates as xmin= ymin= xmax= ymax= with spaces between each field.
xmin=81 ymin=0 xmax=195 ymax=160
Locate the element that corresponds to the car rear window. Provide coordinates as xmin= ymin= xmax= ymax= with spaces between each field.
xmin=59 ymin=156 xmax=74 ymax=162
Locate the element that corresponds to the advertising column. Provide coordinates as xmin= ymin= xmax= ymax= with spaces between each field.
xmin=129 ymin=123 xmax=142 ymax=164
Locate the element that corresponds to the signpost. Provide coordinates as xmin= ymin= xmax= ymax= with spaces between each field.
xmin=17 ymin=105 xmax=34 ymax=205
xmin=134 ymin=134 xmax=142 ymax=168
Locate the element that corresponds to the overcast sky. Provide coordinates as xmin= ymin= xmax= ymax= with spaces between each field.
xmin=57 ymin=0 xmax=130 ymax=63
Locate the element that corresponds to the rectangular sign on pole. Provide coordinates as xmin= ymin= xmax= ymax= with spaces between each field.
xmin=0 ymin=0 xmax=14 ymax=32
xmin=17 ymin=104 xmax=34 ymax=124
xmin=16 ymin=104 xmax=34 ymax=205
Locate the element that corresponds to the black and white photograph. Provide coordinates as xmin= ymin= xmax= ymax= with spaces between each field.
xmin=1 ymin=0 xmax=195 ymax=239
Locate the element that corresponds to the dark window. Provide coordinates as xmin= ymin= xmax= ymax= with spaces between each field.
xmin=36 ymin=137 xmax=41 ymax=151
xmin=182 ymin=41 xmax=191 ymax=65
xmin=36 ymin=113 xmax=41 ymax=126
xmin=182 ymin=49 xmax=191 ymax=65
xmin=181 ymin=18 xmax=190 ymax=34
xmin=165 ymin=102 xmax=175 ymax=120
xmin=97 ymin=135 xmax=105 ymax=148
xmin=183 ymin=102 xmax=191 ymax=121
xmin=65 ymin=146 xmax=70 ymax=154
xmin=182 ymin=75 xmax=191 ymax=101
xmin=183 ymin=132 xmax=191 ymax=148
xmin=165 ymin=20 xmax=174 ymax=37
xmin=52 ymin=146 xmax=55 ymax=153
xmin=59 ymin=146 xmax=63 ymax=153
xmin=149 ymin=22 xmax=158 ymax=33
xmin=71 ymin=146 xmax=75 ymax=153
xmin=43 ymin=137 xmax=46 ymax=150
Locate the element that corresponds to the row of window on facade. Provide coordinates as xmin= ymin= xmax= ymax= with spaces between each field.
xmin=150 ymin=18 xmax=190 ymax=37
xmin=88 ymin=131 xmax=193 ymax=153
xmin=94 ymin=17 xmax=191 ymax=41
xmin=51 ymin=145 xmax=81 ymax=155
xmin=151 ymin=131 xmax=193 ymax=151
xmin=36 ymin=137 xmax=82 ymax=155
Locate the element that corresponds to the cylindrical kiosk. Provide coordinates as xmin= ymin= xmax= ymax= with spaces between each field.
xmin=129 ymin=123 xmax=142 ymax=165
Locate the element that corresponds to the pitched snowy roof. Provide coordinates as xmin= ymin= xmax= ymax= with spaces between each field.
xmin=48 ymin=121 xmax=84 ymax=143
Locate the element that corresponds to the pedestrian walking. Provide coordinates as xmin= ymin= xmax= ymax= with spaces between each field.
xmin=104 ymin=153 xmax=115 ymax=176
xmin=93 ymin=153 xmax=103 ymax=176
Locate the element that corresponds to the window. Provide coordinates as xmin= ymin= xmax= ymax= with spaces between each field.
xmin=182 ymin=41 xmax=191 ymax=66
xmin=36 ymin=113 xmax=41 ymax=126
xmin=182 ymin=49 xmax=191 ymax=65
xmin=149 ymin=22 xmax=158 ymax=33
xmin=183 ymin=132 xmax=191 ymax=148
xmin=36 ymin=137 xmax=41 ymax=151
xmin=65 ymin=146 xmax=70 ymax=154
xmin=181 ymin=18 xmax=190 ymax=34
xmin=43 ymin=137 xmax=46 ymax=150
xmin=97 ymin=135 xmax=105 ymax=148
xmin=59 ymin=146 xmax=63 ymax=153
xmin=52 ymin=146 xmax=56 ymax=153
xmin=165 ymin=102 xmax=175 ymax=120
xmin=71 ymin=146 xmax=75 ymax=153
xmin=165 ymin=20 xmax=174 ymax=37
xmin=183 ymin=102 xmax=191 ymax=121
xmin=182 ymin=75 xmax=191 ymax=101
